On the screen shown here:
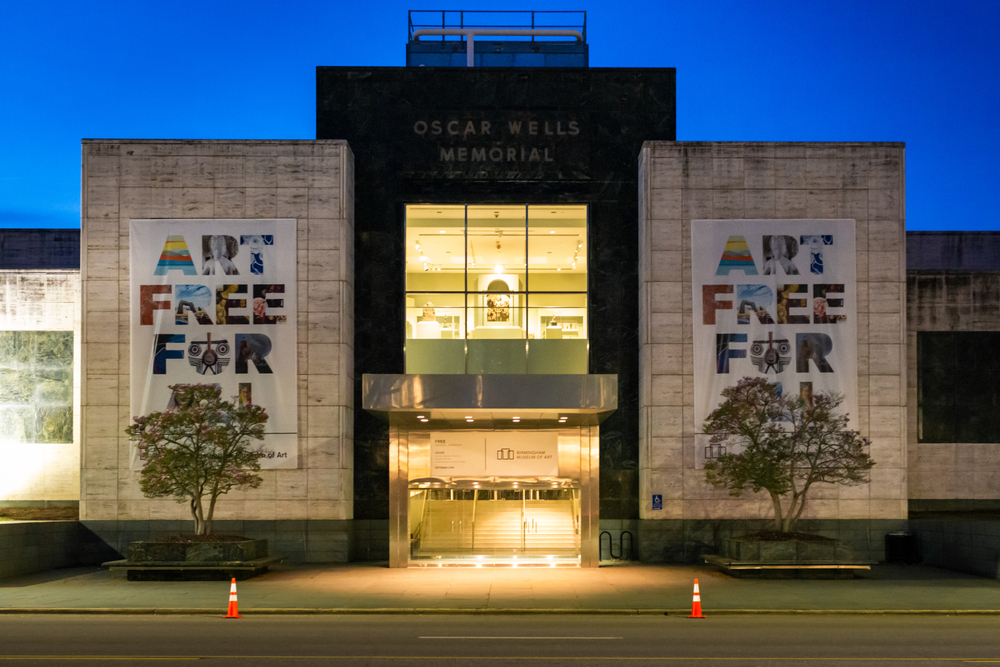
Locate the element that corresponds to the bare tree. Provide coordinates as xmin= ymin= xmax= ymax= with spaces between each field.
xmin=703 ymin=377 xmax=875 ymax=533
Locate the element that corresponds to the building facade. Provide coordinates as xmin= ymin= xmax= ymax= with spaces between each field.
xmin=4 ymin=18 xmax=997 ymax=567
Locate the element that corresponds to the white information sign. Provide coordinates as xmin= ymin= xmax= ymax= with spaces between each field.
xmin=430 ymin=431 xmax=559 ymax=477
xmin=129 ymin=219 xmax=298 ymax=469
xmin=691 ymin=219 xmax=858 ymax=468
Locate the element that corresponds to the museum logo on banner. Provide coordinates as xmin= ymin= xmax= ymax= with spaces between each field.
xmin=129 ymin=219 xmax=298 ymax=469
xmin=691 ymin=219 xmax=858 ymax=468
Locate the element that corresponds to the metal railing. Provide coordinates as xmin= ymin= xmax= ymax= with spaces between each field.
xmin=409 ymin=10 xmax=587 ymax=43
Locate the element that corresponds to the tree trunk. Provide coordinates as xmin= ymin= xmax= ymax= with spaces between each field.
xmin=787 ymin=492 xmax=808 ymax=532
xmin=191 ymin=496 xmax=206 ymax=535
xmin=204 ymin=493 xmax=219 ymax=536
xmin=782 ymin=494 xmax=802 ymax=532
xmin=769 ymin=491 xmax=785 ymax=531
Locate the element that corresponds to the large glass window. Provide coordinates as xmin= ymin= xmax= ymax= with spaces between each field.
xmin=405 ymin=204 xmax=588 ymax=374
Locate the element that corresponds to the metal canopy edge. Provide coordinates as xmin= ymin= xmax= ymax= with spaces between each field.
xmin=362 ymin=374 xmax=617 ymax=422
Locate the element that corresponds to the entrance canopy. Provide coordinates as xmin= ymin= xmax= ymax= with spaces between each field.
xmin=364 ymin=374 xmax=616 ymax=567
xmin=362 ymin=373 xmax=617 ymax=426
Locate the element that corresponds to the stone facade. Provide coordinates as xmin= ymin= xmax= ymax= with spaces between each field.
xmin=79 ymin=140 xmax=355 ymax=561
xmin=0 ymin=269 xmax=81 ymax=502
xmin=637 ymin=142 xmax=908 ymax=559
xmin=906 ymin=232 xmax=1000 ymax=505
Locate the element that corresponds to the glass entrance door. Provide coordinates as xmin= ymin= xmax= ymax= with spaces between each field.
xmin=409 ymin=485 xmax=581 ymax=566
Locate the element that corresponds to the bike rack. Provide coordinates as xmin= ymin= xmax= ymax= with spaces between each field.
xmin=599 ymin=530 xmax=634 ymax=561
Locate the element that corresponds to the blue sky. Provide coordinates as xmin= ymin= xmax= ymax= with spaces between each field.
xmin=1 ymin=1 xmax=997 ymax=230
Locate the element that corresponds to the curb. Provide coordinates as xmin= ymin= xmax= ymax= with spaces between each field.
xmin=4 ymin=608 xmax=1000 ymax=615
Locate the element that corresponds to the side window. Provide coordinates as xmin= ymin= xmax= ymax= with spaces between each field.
xmin=918 ymin=331 xmax=1000 ymax=443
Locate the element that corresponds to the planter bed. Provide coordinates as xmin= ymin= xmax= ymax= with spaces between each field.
xmin=705 ymin=535 xmax=872 ymax=579
xmin=103 ymin=538 xmax=281 ymax=581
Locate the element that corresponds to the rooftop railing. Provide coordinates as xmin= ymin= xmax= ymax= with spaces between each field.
xmin=408 ymin=10 xmax=587 ymax=43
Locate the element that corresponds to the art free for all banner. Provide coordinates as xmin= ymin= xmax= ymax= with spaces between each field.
xmin=691 ymin=219 xmax=857 ymax=469
xmin=129 ymin=219 xmax=298 ymax=469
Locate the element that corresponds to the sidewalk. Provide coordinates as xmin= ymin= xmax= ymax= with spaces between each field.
xmin=2 ymin=563 xmax=1000 ymax=614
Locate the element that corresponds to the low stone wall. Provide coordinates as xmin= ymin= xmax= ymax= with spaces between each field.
xmin=638 ymin=518 xmax=908 ymax=564
xmin=0 ymin=521 xmax=114 ymax=579
xmin=83 ymin=520 xmax=353 ymax=564
xmin=910 ymin=517 xmax=1000 ymax=579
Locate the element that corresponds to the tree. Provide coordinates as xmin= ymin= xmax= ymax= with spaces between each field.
xmin=125 ymin=384 xmax=267 ymax=535
xmin=703 ymin=377 xmax=875 ymax=533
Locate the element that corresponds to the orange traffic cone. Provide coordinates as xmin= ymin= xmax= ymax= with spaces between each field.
xmin=224 ymin=578 xmax=242 ymax=618
xmin=688 ymin=578 xmax=705 ymax=618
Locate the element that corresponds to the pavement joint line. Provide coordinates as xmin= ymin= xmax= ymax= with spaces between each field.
xmin=4 ymin=608 xmax=1000 ymax=615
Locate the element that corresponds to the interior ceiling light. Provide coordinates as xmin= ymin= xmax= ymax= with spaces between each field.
xmin=549 ymin=230 xmax=555 ymax=234
xmin=439 ymin=230 xmax=445 ymax=234
xmin=494 ymin=264 xmax=504 ymax=274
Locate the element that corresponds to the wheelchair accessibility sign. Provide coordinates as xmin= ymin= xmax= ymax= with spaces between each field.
xmin=652 ymin=494 xmax=662 ymax=510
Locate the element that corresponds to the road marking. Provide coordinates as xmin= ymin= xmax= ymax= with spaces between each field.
xmin=0 ymin=658 xmax=200 ymax=662
xmin=0 ymin=656 xmax=993 ymax=662
xmin=419 ymin=636 xmax=623 ymax=639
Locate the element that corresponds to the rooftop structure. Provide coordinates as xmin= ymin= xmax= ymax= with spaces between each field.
xmin=406 ymin=10 xmax=588 ymax=67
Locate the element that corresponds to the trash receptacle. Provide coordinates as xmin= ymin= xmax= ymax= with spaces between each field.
xmin=885 ymin=531 xmax=920 ymax=564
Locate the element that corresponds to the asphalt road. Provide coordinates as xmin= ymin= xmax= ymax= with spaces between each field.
xmin=0 ymin=614 xmax=999 ymax=666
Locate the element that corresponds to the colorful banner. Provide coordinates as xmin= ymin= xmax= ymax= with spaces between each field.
xmin=691 ymin=220 xmax=857 ymax=468
xmin=129 ymin=219 xmax=298 ymax=469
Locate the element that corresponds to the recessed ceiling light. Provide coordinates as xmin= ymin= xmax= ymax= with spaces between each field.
xmin=420 ymin=418 xmax=429 ymax=422
xmin=439 ymin=230 xmax=445 ymax=234
xmin=549 ymin=230 xmax=555 ymax=233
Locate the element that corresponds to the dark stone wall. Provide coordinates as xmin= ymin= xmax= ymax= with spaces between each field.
xmin=909 ymin=517 xmax=1000 ymax=579
xmin=83 ymin=520 xmax=352 ymax=564
xmin=317 ymin=67 xmax=676 ymax=522
xmin=0 ymin=229 xmax=80 ymax=270
xmin=907 ymin=231 xmax=1000 ymax=272
xmin=0 ymin=521 xmax=116 ymax=580
xmin=637 ymin=518 xmax=908 ymax=565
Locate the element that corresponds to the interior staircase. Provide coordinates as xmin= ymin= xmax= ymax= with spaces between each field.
xmin=413 ymin=498 xmax=579 ymax=557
